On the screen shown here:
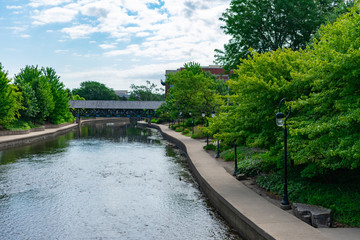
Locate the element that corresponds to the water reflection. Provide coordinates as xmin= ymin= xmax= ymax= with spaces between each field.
xmin=0 ymin=123 xmax=242 ymax=240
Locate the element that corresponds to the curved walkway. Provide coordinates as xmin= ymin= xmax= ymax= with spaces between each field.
xmin=146 ymin=123 xmax=360 ymax=240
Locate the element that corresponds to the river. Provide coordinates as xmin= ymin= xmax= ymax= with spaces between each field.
xmin=0 ymin=122 xmax=242 ymax=240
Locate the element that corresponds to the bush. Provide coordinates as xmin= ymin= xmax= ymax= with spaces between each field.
xmin=204 ymin=144 xmax=216 ymax=151
xmin=256 ymin=168 xmax=360 ymax=226
xmin=4 ymin=120 xmax=31 ymax=130
xmin=182 ymin=129 xmax=190 ymax=135
xmin=191 ymin=126 xmax=204 ymax=139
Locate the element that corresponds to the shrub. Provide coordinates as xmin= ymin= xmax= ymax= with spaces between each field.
xmin=204 ymin=144 xmax=216 ymax=151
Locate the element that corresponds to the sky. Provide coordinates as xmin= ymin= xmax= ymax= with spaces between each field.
xmin=0 ymin=0 xmax=231 ymax=91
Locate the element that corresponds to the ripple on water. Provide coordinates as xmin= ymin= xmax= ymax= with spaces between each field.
xmin=0 ymin=124 xmax=242 ymax=240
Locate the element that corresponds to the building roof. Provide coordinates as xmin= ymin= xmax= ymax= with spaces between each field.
xmin=69 ymin=100 xmax=164 ymax=110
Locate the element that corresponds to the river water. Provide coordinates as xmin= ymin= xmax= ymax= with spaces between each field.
xmin=0 ymin=123 xmax=242 ymax=240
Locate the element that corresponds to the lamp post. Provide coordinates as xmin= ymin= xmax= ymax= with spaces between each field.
xmin=201 ymin=111 xmax=209 ymax=145
xmin=189 ymin=111 xmax=194 ymax=135
xmin=233 ymin=142 xmax=238 ymax=176
xmin=276 ymin=98 xmax=291 ymax=209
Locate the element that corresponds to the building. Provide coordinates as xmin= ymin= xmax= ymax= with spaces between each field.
xmin=161 ymin=65 xmax=233 ymax=97
xmin=114 ymin=90 xmax=130 ymax=100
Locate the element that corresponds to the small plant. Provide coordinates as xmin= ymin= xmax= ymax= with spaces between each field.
xmin=204 ymin=144 xmax=216 ymax=151
xmin=182 ymin=129 xmax=190 ymax=135
xmin=4 ymin=120 xmax=31 ymax=130
xmin=191 ymin=126 xmax=204 ymax=139
xmin=175 ymin=126 xmax=183 ymax=132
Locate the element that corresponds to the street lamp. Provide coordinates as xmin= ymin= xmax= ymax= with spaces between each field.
xmin=276 ymin=98 xmax=291 ymax=209
xmin=201 ymin=111 xmax=209 ymax=145
xmin=233 ymin=142 xmax=238 ymax=176
xmin=189 ymin=111 xmax=194 ymax=135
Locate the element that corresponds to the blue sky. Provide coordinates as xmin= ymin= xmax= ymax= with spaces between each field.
xmin=0 ymin=0 xmax=230 ymax=91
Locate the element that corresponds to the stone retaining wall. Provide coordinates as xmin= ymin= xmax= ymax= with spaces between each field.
xmin=139 ymin=123 xmax=271 ymax=240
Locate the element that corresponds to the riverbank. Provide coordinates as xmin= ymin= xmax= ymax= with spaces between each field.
xmin=0 ymin=120 xmax=358 ymax=239
xmin=142 ymin=122 xmax=360 ymax=240
xmin=0 ymin=118 xmax=129 ymax=151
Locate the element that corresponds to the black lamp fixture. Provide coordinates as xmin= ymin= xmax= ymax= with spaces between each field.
xmin=189 ymin=111 xmax=194 ymax=135
xmin=276 ymin=98 xmax=291 ymax=210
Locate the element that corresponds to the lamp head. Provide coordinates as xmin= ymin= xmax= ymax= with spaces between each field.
xmin=211 ymin=111 xmax=215 ymax=118
xmin=201 ymin=112 xmax=205 ymax=117
xmin=276 ymin=112 xmax=285 ymax=127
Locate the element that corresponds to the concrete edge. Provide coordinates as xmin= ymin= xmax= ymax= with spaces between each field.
xmin=140 ymin=123 xmax=274 ymax=240
xmin=0 ymin=124 xmax=78 ymax=151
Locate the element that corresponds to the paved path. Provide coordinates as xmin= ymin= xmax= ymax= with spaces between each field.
xmin=151 ymin=123 xmax=360 ymax=240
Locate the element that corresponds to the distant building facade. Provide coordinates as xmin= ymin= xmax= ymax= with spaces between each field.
xmin=161 ymin=65 xmax=233 ymax=97
xmin=114 ymin=90 xmax=130 ymax=100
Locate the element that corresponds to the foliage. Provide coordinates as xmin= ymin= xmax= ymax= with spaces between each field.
xmin=3 ymin=119 xmax=31 ymax=130
xmin=289 ymin=3 xmax=360 ymax=177
xmin=14 ymin=66 xmax=53 ymax=123
xmin=204 ymin=144 xmax=216 ymax=151
xmin=14 ymin=65 xmax=72 ymax=124
xmin=0 ymin=64 xmax=23 ymax=126
xmin=257 ymin=169 xmax=360 ymax=226
xmin=72 ymin=81 xmax=120 ymax=100
xmin=129 ymin=80 xmax=164 ymax=101
xmin=165 ymin=62 xmax=224 ymax=118
xmin=65 ymin=88 xmax=85 ymax=100
xmin=210 ymin=48 xmax=309 ymax=147
xmin=215 ymin=0 xmax=345 ymax=71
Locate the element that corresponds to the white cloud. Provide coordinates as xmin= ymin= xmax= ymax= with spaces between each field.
xmin=20 ymin=34 xmax=31 ymax=38
xmin=55 ymin=49 xmax=69 ymax=54
xmin=99 ymin=44 xmax=116 ymax=49
xmin=3 ymin=0 xmax=232 ymax=90
xmin=29 ymin=0 xmax=73 ymax=8
xmin=62 ymin=24 xmax=98 ymax=39
xmin=6 ymin=5 xmax=23 ymax=9
xmin=32 ymin=7 xmax=78 ymax=25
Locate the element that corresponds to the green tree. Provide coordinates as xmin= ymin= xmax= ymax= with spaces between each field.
xmin=43 ymin=67 xmax=71 ymax=123
xmin=0 ymin=64 xmax=22 ymax=126
xmin=14 ymin=65 xmax=55 ymax=123
xmin=129 ymin=80 xmax=164 ymax=101
xmin=209 ymin=48 xmax=308 ymax=147
xmin=215 ymin=0 xmax=344 ymax=71
xmin=165 ymin=62 xmax=223 ymax=118
xmin=290 ymin=3 xmax=360 ymax=176
xmin=65 ymin=88 xmax=85 ymax=100
xmin=72 ymin=81 xmax=120 ymax=100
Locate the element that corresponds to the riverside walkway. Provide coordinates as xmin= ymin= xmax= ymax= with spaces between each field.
xmin=0 ymin=122 xmax=359 ymax=239
xmin=147 ymin=123 xmax=360 ymax=240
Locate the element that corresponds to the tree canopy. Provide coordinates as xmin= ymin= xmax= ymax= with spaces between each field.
xmin=163 ymin=62 xmax=224 ymax=120
xmin=206 ymin=2 xmax=360 ymax=178
xmin=14 ymin=65 xmax=72 ymax=124
xmin=72 ymin=81 xmax=120 ymax=100
xmin=129 ymin=80 xmax=164 ymax=101
xmin=0 ymin=64 xmax=22 ymax=126
xmin=215 ymin=0 xmax=348 ymax=71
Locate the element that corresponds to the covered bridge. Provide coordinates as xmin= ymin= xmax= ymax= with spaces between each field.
xmin=69 ymin=100 xmax=164 ymax=118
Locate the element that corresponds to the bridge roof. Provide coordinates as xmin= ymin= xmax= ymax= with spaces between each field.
xmin=69 ymin=100 xmax=164 ymax=110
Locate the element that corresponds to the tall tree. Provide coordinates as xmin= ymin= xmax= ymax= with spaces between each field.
xmin=165 ymin=62 xmax=223 ymax=117
xmin=215 ymin=0 xmax=345 ymax=71
xmin=43 ymin=67 xmax=70 ymax=123
xmin=129 ymin=81 xmax=164 ymax=101
xmin=14 ymin=65 xmax=55 ymax=122
xmin=72 ymin=81 xmax=120 ymax=100
xmin=0 ymin=63 xmax=22 ymax=126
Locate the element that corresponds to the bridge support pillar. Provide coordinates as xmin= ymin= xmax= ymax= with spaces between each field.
xmin=76 ymin=117 xmax=82 ymax=127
